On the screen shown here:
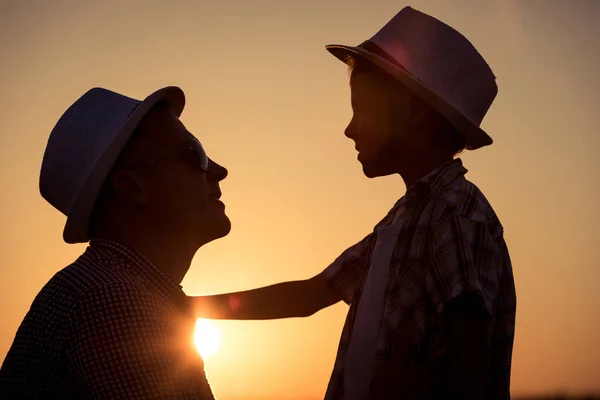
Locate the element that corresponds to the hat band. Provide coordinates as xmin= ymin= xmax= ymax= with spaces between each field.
xmin=356 ymin=40 xmax=409 ymax=73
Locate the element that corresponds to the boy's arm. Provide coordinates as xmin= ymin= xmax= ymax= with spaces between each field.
xmin=445 ymin=293 xmax=494 ymax=400
xmin=428 ymin=214 xmax=497 ymax=399
xmin=191 ymin=231 xmax=376 ymax=320
xmin=189 ymin=272 xmax=342 ymax=319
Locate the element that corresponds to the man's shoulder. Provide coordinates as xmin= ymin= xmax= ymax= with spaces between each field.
xmin=4 ymin=249 xmax=151 ymax=370
xmin=31 ymin=248 xmax=146 ymax=315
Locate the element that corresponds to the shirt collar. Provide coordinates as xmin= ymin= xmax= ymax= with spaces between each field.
xmin=405 ymin=158 xmax=468 ymax=206
xmin=89 ymin=239 xmax=189 ymax=312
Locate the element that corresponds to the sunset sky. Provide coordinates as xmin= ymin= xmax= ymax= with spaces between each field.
xmin=1 ymin=1 xmax=599 ymax=399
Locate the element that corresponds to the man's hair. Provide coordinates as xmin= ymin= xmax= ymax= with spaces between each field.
xmin=348 ymin=57 xmax=467 ymax=156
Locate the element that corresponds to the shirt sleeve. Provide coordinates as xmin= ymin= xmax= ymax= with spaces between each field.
xmin=67 ymin=283 xmax=213 ymax=400
xmin=321 ymin=233 xmax=374 ymax=304
xmin=425 ymin=214 xmax=500 ymax=315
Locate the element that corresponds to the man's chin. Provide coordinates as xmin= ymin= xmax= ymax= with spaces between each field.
xmin=196 ymin=215 xmax=231 ymax=245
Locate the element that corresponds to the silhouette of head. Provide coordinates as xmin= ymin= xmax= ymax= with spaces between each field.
xmin=345 ymin=58 xmax=466 ymax=178
xmin=90 ymin=101 xmax=230 ymax=247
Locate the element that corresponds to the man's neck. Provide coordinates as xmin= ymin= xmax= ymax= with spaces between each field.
xmin=92 ymin=226 xmax=198 ymax=285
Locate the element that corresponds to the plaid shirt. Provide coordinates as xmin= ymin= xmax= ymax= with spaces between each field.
xmin=323 ymin=158 xmax=516 ymax=400
xmin=0 ymin=240 xmax=214 ymax=399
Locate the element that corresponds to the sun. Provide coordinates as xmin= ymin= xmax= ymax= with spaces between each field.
xmin=194 ymin=319 xmax=221 ymax=359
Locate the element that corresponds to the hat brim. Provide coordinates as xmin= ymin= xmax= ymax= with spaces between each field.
xmin=62 ymin=86 xmax=186 ymax=244
xmin=326 ymin=44 xmax=493 ymax=150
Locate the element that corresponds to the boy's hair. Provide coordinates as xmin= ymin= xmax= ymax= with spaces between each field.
xmin=348 ymin=57 xmax=467 ymax=155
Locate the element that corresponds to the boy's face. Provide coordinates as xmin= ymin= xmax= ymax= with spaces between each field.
xmin=345 ymin=66 xmax=426 ymax=178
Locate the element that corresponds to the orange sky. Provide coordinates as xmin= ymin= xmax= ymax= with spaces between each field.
xmin=1 ymin=1 xmax=599 ymax=399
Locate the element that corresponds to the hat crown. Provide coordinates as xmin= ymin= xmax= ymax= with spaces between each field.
xmin=368 ymin=6 xmax=497 ymax=125
xmin=40 ymin=88 xmax=140 ymax=216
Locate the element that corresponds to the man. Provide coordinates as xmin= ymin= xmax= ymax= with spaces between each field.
xmin=0 ymin=86 xmax=229 ymax=399
xmin=190 ymin=7 xmax=516 ymax=400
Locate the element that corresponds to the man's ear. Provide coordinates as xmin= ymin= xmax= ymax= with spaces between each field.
xmin=109 ymin=170 xmax=149 ymax=206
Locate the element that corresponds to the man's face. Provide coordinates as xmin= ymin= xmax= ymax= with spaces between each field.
xmin=118 ymin=107 xmax=231 ymax=245
xmin=345 ymin=68 xmax=423 ymax=178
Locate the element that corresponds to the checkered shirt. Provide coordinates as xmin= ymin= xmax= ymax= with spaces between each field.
xmin=0 ymin=240 xmax=214 ymax=399
xmin=323 ymin=158 xmax=516 ymax=400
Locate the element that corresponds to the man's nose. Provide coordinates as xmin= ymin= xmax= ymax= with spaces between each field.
xmin=208 ymin=159 xmax=228 ymax=181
